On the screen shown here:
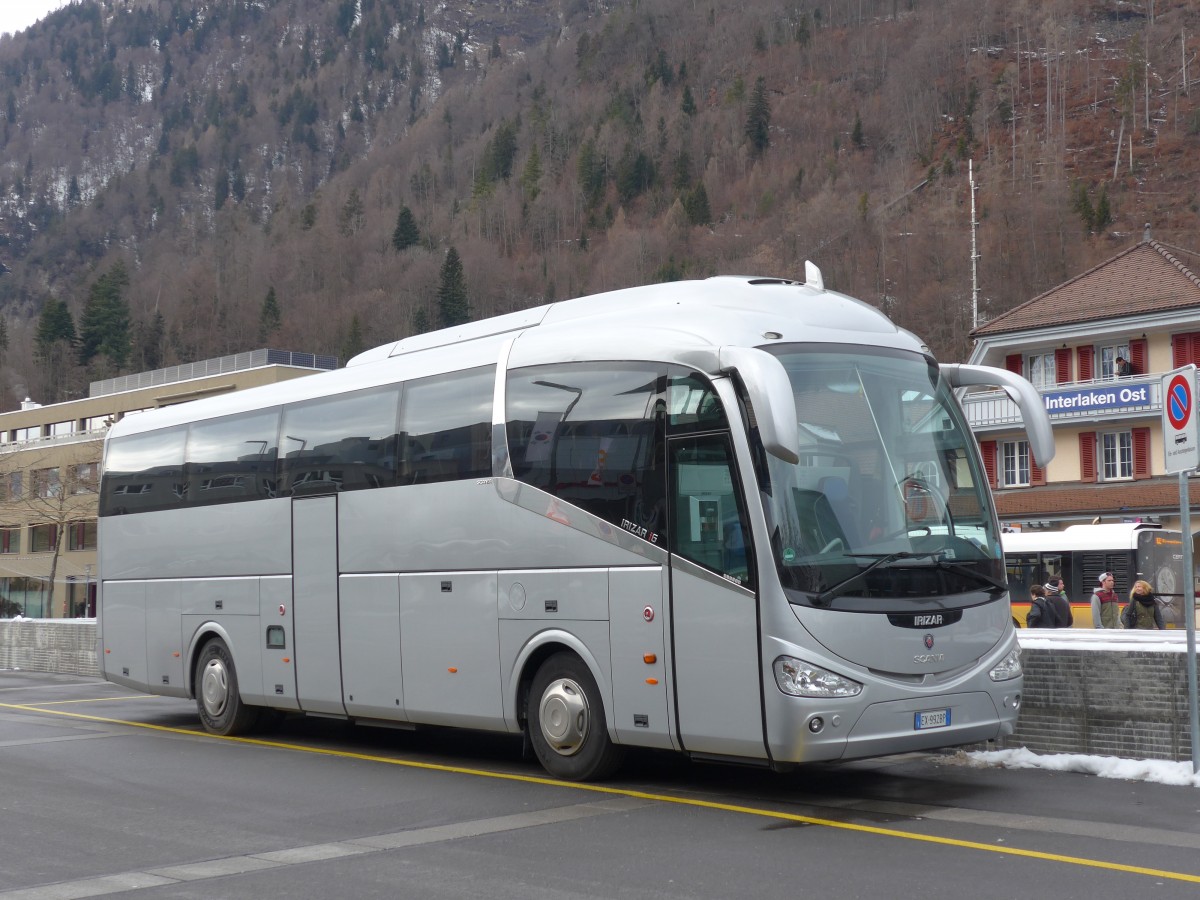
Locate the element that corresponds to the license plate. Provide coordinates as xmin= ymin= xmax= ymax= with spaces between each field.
xmin=914 ymin=708 xmax=950 ymax=730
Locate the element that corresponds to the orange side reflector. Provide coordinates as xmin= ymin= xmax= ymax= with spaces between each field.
xmin=104 ymin=648 xmax=110 ymax=654
xmin=645 ymin=678 xmax=659 ymax=685
xmin=172 ymin=652 xmax=180 ymax=658
xmin=282 ymin=657 xmax=291 ymax=664
xmin=448 ymin=667 xmax=458 ymax=673
xmin=643 ymin=653 xmax=657 ymax=664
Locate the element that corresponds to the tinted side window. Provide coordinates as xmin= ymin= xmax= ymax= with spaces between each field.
xmin=100 ymin=427 xmax=188 ymax=516
xmin=279 ymin=386 xmax=400 ymax=495
xmin=670 ymin=434 xmax=754 ymax=587
xmin=399 ymin=367 xmax=493 ymax=484
xmin=507 ymin=364 xmax=667 ymax=542
xmin=185 ymin=410 xmax=280 ymax=505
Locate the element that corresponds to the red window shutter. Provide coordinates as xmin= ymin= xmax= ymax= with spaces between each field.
xmin=1079 ymin=432 xmax=1096 ymax=483
xmin=1004 ymin=354 xmax=1022 ymax=375
xmin=1132 ymin=427 xmax=1151 ymax=480
xmin=1054 ymin=348 xmax=1071 ymax=383
xmin=1030 ymin=460 xmax=1046 ymax=486
xmin=979 ymin=440 xmax=998 ymax=488
xmin=1077 ymin=345 xmax=1094 ymax=381
xmin=1129 ymin=338 xmax=1147 ymax=375
xmin=1173 ymin=332 xmax=1200 ymax=368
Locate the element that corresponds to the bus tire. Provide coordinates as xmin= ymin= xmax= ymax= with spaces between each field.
xmin=195 ymin=638 xmax=259 ymax=736
xmin=527 ymin=652 xmax=623 ymax=781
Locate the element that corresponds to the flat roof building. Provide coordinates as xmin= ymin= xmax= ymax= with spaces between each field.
xmin=0 ymin=350 xmax=336 ymax=618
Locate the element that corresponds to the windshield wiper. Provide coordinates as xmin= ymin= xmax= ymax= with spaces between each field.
xmin=927 ymin=557 xmax=1008 ymax=596
xmin=812 ymin=551 xmax=937 ymax=608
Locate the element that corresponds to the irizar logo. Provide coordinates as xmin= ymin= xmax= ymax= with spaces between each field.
xmin=913 ymin=614 xmax=944 ymax=627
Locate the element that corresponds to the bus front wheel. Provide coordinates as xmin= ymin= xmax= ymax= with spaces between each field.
xmin=527 ymin=652 xmax=623 ymax=781
xmin=195 ymin=638 xmax=259 ymax=735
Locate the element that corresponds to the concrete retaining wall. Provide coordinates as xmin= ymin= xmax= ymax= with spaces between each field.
xmin=1002 ymin=631 xmax=1194 ymax=762
xmin=0 ymin=618 xmax=100 ymax=677
xmin=1 ymin=621 xmax=1194 ymax=762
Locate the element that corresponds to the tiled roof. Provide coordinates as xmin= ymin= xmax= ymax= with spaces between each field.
xmin=972 ymin=239 xmax=1200 ymax=337
xmin=992 ymin=477 xmax=1200 ymax=519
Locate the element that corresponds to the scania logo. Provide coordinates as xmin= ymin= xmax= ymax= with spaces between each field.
xmin=923 ymin=633 xmax=935 ymax=649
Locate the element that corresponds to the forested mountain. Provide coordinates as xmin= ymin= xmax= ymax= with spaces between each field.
xmin=0 ymin=0 xmax=1197 ymax=408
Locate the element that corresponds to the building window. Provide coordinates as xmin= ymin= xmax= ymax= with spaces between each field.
xmin=72 ymin=463 xmax=100 ymax=494
xmin=30 ymin=524 xmax=58 ymax=552
xmin=67 ymin=521 xmax=97 ymax=551
xmin=14 ymin=426 xmax=40 ymax=442
xmin=33 ymin=468 xmax=62 ymax=499
xmin=1099 ymin=343 xmax=1130 ymax=379
xmin=0 ymin=528 xmax=20 ymax=554
xmin=1100 ymin=431 xmax=1133 ymax=481
xmin=8 ymin=472 xmax=21 ymax=500
xmin=1027 ymin=353 xmax=1056 ymax=389
xmin=49 ymin=421 xmax=75 ymax=437
xmin=1002 ymin=440 xmax=1030 ymax=487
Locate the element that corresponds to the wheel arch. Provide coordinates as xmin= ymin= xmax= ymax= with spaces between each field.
xmin=185 ymin=622 xmax=236 ymax=700
xmin=509 ymin=629 xmax=614 ymax=740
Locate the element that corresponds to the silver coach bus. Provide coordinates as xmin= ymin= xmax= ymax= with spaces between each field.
xmin=96 ymin=266 xmax=1053 ymax=780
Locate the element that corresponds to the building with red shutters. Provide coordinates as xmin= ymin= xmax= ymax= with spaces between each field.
xmin=964 ymin=227 xmax=1200 ymax=532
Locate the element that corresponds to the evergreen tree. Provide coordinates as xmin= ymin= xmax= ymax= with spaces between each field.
xmin=1071 ymin=182 xmax=1095 ymax=233
xmin=744 ymin=76 xmax=771 ymax=155
xmin=1094 ymin=186 xmax=1113 ymax=233
xmin=684 ymin=183 xmax=712 ymax=226
xmin=258 ymin=286 xmax=282 ymax=342
xmin=78 ymin=262 xmax=131 ymax=368
xmin=392 ymin=205 xmax=420 ymax=250
xmin=436 ymin=247 xmax=469 ymax=328
xmin=680 ymin=84 xmax=697 ymax=116
xmin=520 ymin=144 xmax=542 ymax=201
xmin=412 ymin=305 xmax=431 ymax=335
xmin=342 ymin=313 xmax=365 ymax=361
xmin=35 ymin=297 xmax=76 ymax=360
xmin=851 ymin=112 xmax=864 ymax=149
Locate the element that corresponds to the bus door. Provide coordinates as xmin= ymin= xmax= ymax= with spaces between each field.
xmin=667 ymin=433 xmax=767 ymax=760
xmin=291 ymin=494 xmax=346 ymax=715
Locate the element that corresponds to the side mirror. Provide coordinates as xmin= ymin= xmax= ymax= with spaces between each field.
xmin=942 ymin=363 xmax=1055 ymax=467
xmin=719 ymin=347 xmax=800 ymax=464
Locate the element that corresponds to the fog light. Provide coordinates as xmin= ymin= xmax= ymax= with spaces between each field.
xmin=808 ymin=716 xmax=824 ymax=734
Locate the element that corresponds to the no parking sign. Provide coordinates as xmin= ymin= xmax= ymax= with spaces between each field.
xmin=1162 ymin=365 xmax=1200 ymax=473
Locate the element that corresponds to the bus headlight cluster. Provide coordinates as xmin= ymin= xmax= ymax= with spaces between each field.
xmin=988 ymin=647 xmax=1022 ymax=682
xmin=773 ymin=656 xmax=863 ymax=698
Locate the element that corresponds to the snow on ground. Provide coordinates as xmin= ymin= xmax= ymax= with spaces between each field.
xmin=947 ymin=747 xmax=1200 ymax=787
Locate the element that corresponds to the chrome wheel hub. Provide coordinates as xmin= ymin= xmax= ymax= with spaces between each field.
xmin=538 ymin=677 xmax=589 ymax=756
xmin=201 ymin=658 xmax=230 ymax=718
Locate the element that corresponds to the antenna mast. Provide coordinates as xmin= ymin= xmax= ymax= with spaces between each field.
xmin=969 ymin=159 xmax=980 ymax=330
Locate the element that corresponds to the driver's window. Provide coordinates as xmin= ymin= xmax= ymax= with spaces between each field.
xmin=669 ymin=434 xmax=753 ymax=588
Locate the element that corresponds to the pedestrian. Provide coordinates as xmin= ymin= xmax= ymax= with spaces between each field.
xmin=1025 ymin=584 xmax=1057 ymax=628
xmin=1043 ymin=575 xmax=1073 ymax=627
xmin=1091 ymin=572 xmax=1120 ymax=628
xmin=1121 ymin=580 xmax=1165 ymax=630
xmin=1114 ymin=356 xmax=1132 ymax=377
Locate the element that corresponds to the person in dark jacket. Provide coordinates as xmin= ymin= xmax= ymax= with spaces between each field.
xmin=1043 ymin=576 xmax=1073 ymax=627
xmin=1025 ymin=584 xmax=1057 ymax=628
xmin=1121 ymin=580 xmax=1165 ymax=629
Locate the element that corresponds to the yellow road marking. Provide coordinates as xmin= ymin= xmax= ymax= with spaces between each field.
xmin=16 ymin=695 xmax=150 ymax=706
xmin=4 ymin=699 xmax=1199 ymax=884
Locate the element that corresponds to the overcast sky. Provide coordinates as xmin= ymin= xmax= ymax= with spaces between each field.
xmin=0 ymin=0 xmax=75 ymax=38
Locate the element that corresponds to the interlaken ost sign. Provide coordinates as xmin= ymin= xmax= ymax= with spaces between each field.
xmin=1040 ymin=380 xmax=1151 ymax=414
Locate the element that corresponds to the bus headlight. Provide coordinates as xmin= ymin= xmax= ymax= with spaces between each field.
xmin=773 ymin=656 xmax=863 ymax=698
xmin=988 ymin=646 xmax=1022 ymax=682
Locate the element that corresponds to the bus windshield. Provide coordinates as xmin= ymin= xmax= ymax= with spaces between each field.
xmin=759 ymin=344 xmax=1004 ymax=606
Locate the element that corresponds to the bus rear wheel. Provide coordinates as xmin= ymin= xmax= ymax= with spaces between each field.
xmin=195 ymin=638 xmax=259 ymax=735
xmin=527 ymin=652 xmax=623 ymax=781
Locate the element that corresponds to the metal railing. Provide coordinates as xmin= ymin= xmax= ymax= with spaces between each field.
xmin=962 ymin=374 xmax=1161 ymax=429
xmin=89 ymin=349 xmax=338 ymax=398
